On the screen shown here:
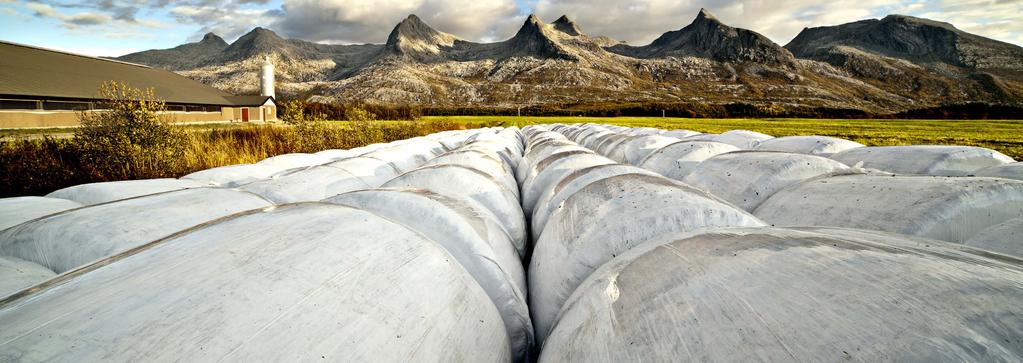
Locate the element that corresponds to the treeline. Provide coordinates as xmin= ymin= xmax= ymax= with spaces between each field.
xmin=421 ymin=102 xmax=874 ymax=119
xmin=890 ymin=103 xmax=1023 ymax=120
xmin=278 ymin=99 xmax=422 ymax=121
xmin=280 ymin=98 xmax=1023 ymax=120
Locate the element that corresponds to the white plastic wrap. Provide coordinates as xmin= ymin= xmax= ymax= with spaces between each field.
xmin=423 ymin=150 xmax=519 ymax=197
xmin=256 ymin=152 xmax=331 ymax=171
xmin=705 ymin=130 xmax=773 ymax=149
xmin=0 ymin=188 xmax=273 ymax=273
xmin=531 ymin=164 xmax=659 ymax=242
xmin=326 ymin=189 xmax=532 ymax=360
xmin=541 ymin=227 xmax=1023 ymax=362
xmin=521 ymin=153 xmax=614 ymax=216
xmin=0 ymin=196 xmax=82 ymax=231
xmin=323 ymin=156 xmax=403 ymax=186
xmin=529 ymin=173 xmax=764 ymax=344
xmin=637 ymin=141 xmax=741 ymax=180
xmin=965 ymin=217 xmax=1023 ymax=258
xmin=755 ymin=135 xmax=865 ymax=155
xmin=0 ymin=203 xmax=510 ymax=362
xmin=0 ymin=255 xmax=55 ymax=298
xmin=754 ymin=174 xmax=1023 ymax=243
xmin=830 ymin=145 xmax=1014 ymax=176
xmin=682 ymin=151 xmax=850 ymax=211
xmin=382 ymin=165 xmax=527 ymax=257
xmin=972 ymin=162 xmax=1023 ymax=181
xmin=181 ymin=163 xmax=279 ymax=187
xmin=46 ymin=178 xmax=210 ymax=205
xmin=614 ymin=135 xmax=681 ymax=165
xmin=239 ymin=166 xmax=372 ymax=204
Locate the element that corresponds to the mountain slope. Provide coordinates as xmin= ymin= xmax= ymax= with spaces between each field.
xmin=116 ymin=33 xmax=227 ymax=70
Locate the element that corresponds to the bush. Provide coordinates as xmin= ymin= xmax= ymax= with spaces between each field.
xmin=74 ymin=82 xmax=186 ymax=180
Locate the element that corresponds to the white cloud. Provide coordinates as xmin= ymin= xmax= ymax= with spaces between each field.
xmin=272 ymin=0 xmax=524 ymax=44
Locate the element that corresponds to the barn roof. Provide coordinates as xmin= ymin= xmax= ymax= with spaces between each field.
xmin=0 ymin=40 xmax=266 ymax=107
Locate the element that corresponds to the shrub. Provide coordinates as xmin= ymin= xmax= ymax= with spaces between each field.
xmin=74 ymin=81 xmax=187 ymax=180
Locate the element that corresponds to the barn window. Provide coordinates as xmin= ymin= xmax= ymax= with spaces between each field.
xmin=0 ymin=99 xmax=40 ymax=110
xmin=42 ymin=101 xmax=91 ymax=111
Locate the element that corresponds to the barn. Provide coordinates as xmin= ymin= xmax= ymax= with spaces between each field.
xmin=0 ymin=40 xmax=276 ymax=128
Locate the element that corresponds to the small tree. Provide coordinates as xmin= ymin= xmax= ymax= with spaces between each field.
xmin=74 ymin=81 xmax=186 ymax=180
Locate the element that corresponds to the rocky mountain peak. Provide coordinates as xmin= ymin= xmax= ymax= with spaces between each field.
xmin=610 ymin=9 xmax=795 ymax=65
xmin=505 ymin=14 xmax=577 ymax=60
xmin=386 ymin=14 xmax=458 ymax=56
xmin=200 ymin=32 xmax=227 ymax=46
xmin=552 ymin=15 xmax=583 ymax=36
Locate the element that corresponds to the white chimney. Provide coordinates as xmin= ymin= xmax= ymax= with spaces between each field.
xmin=260 ymin=55 xmax=275 ymax=98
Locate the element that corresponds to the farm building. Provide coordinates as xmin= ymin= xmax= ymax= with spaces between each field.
xmin=0 ymin=41 xmax=276 ymax=128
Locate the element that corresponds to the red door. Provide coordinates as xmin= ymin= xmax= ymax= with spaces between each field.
xmin=241 ymin=108 xmax=249 ymax=122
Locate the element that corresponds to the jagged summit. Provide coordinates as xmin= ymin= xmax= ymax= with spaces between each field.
xmin=552 ymin=15 xmax=583 ymax=36
xmin=786 ymin=14 xmax=1023 ymax=70
xmin=502 ymin=14 xmax=577 ymax=60
xmin=200 ymin=32 xmax=227 ymax=46
xmin=608 ymin=9 xmax=795 ymax=65
xmin=385 ymin=14 xmax=459 ymax=57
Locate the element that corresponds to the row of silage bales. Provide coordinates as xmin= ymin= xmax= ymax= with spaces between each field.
xmin=0 ymin=203 xmax=512 ymax=362
xmin=975 ymin=162 xmax=1023 ymax=180
xmin=0 ymin=128 xmax=518 ymax=361
xmin=523 ymin=124 xmax=766 ymax=346
xmin=327 ymin=127 xmax=534 ymax=361
xmin=535 ymin=124 xmax=1023 ymax=360
xmin=539 ymin=226 xmax=1023 ymax=361
xmin=0 ymin=129 xmax=485 ymax=299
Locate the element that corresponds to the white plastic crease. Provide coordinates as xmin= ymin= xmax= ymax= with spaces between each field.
xmin=46 ymin=178 xmax=211 ymax=205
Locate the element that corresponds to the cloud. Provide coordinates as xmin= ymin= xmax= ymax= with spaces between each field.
xmin=170 ymin=4 xmax=282 ymax=41
xmin=26 ymin=2 xmax=113 ymax=27
xmin=271 ymin=0 xmax=524 ymax=44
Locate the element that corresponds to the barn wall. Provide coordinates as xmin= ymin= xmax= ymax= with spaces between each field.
xmin=0 ymin=107 xmax=244 ymax=128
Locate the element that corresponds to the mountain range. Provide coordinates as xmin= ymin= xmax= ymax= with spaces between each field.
xmin=116 ymin=9 xmax=1023 ymax=113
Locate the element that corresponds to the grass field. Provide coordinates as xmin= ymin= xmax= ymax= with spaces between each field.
xmin=426 ymin=116 xmax=1023 ymax=160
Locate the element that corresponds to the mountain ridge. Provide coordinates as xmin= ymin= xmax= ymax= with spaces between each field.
xmin=116 ymin=10 xmax=1023 ymax=112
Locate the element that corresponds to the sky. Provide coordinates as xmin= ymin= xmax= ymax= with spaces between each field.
xmin=0 ymin=0 xmax=1020 ymax=57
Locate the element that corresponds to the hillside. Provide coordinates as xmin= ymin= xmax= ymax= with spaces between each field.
xmin=116 ymin=10 xmax=1023 ymax=112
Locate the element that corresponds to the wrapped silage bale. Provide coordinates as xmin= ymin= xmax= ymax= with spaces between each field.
xmin=382 ymin=165 xmax=527 ymax=258
xmin=239 ymin=166 xmax=372 ymax=204
xmin=181 ymin=163 xmax=279 ymax=187
xmin=610 ymin=135 xmax=680 ymax=165
xmin=518 ymin=144 xmax=590 ymax=185
xmin=637 ymin=141 xmax=740 ymax=180
xmin=661 ymin=129 xmax=701 ymax=138
xmin=0 ymin=196 xmax=82 ymax=231
xmin=0 ymin=203 xmax=510 ymax=362
xmin=830 ymin=145 xmax=1014 ymax=176
xmin=47 ymin=178 xmax=210 ymax=205
xmin=423 ymin=150 xmax=519 ymax=197
xmin=521 ymin=153 xmax=615 ymax=216
xmin=0 ymin=255 xmax=55 ymax=298
xmin=529 ymin=173 xmax=764 ymax=344
xmin=706 ymin=130 xmax=773 ymax=149
xmin=313 ymin=148 xmax=357 ymax=161
xmin=966 ymin=217 xmax=1023 ymax=258
xmin=0 ymin=188 xmax=273 ymax=273
xmin=256 ymin=152 xmax=331 ymax=171
xmin=682 ymin=151 xmax=850 ymax=212
xmin=541 ymin=227 xmax=1023 ymax=362
xmin=323 ymin=156 xmax=403 ymax=186
xmin=326 ymin=189 xmax=532 ymax=360
xmin=755 ymin=135 xmax=864 ymax=156
xmin=974 ymin=162 xmax=1023 ymax=181
xmin=530 ymin=164 xmax=659 ymax=242
xmin=754 ymin=174 xmax=1023 ymax=243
